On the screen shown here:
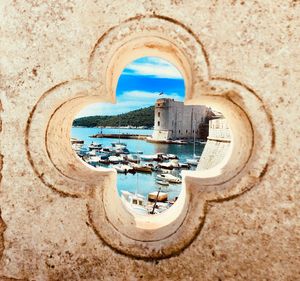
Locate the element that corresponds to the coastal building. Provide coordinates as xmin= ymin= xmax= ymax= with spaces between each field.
xmin=151 ymin=98 xmax=212 ymax=141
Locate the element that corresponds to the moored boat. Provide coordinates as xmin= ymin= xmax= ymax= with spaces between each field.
xmin=112 ymin=142 xmax=127 ymax=149
xmin=89 ymin=142 xmax=102 ymax=151
xmin=158 ymin=162 xmax=174 ymax=170
xmin=156 ymin=180 xmax=169 ymax=186
xmin=109 ymin=155 xmax=123 ymax=164
xmin=186 ymin=158 xmax=199 ymax=166
xmin=120 ymin=190 xmax=148 ymax=215
xmin=179 ymin=162 xmax=190 ymax=169
xmin=172 ymin=139 xmax=188 ymax=145
xmin=156 ymin=174 xmax=182 ymax=183
xmin=131 ymin=163 xmax=152 ymax=173
xmin=148 ymin=191 xmax=168 ymax=202
xmin=71 ymin=138 xmax=84 ymax=145
xmin=127 ymin=154 xmax=140 ymax=163
xmin=140 ymin=154 xmax=157 ymax=161
xmin=166 ymin=154 xmax=178 ymax=159
xmin=113 ymin=164 xmax=133 ymax=173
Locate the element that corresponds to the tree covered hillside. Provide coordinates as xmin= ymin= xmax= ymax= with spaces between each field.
xmin=73 ymin=106 xmax=155 ymax=128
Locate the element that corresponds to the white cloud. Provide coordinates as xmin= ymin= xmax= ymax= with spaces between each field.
xmin=123 ymin=57 xmax=183 ymax=79
xmin=75 ymin=90 xmax=184 ymax=117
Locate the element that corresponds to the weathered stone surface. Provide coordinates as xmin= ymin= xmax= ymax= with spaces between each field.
xmin=0 ymin=0 xmax=299 ymax=280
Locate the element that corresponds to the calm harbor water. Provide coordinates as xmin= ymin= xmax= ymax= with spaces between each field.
xmin=71 ymin=127 xmax=205 ymax=200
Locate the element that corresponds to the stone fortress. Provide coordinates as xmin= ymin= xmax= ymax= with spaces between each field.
xmin=0 ymin=1 xmax=299 ymax=280
xmin=151 ymin=98 xmax=212 ymax=141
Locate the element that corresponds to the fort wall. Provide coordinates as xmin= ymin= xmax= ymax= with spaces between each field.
xmin=198 ymin=118 xmax=231 ymax=170
xmin=152 ymin=98 xmax=210 ymax=141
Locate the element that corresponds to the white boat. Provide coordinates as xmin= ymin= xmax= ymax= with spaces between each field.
xmin=156 ymin=180 xmax=169 ymax=186
xmin=179 ymin=162 xmax=190 ymax=169
xmin=166 ymin=154 xmax=178 ymax=159
xmin=127 ymin=154 xmax=140 ymax=163
xmin=158 ymin=162 xmax=174 ymax=170
xmin=170 ymin=159 xmax=179 ymax=168
xmin=162 ymin=154 xmax=169 ymax=160
xmin=113 ymin=164 xmax=133 ymax=173
xmin=87 ymin=156 xmax=101 ymax=163
xmin=120 ymin=190 xmax=148 ymax=215
xmin=89 ymin=142 xmax=102 ymax=151
xmin=140 ymin=154 xmax=156 ymax=161
xmin=172 ymin=139 xmax=188 ymax=145
xmin=112 ymin=142 xmax=127 ymax=149
xmin=156 ymin=174 xmax=182 ymax=183
xmin=186 ymin=158 xmax=199 ymax=166
xmin=109 ymin=156 xmax=122 ymax=164
xmin=71 ymin=143 xmax=83 ymax=152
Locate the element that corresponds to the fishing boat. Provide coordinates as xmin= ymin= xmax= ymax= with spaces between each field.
xmin=120 ymin=190 xmax=148 ymax=215
xmin=156 ymin=174 xmax=182 ymax=183
xmin=156 ymin=180 xmax=169 ymax=186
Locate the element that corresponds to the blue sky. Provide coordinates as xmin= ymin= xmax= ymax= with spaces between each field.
xmin=77 ymin=57 xmax=185 ymax=117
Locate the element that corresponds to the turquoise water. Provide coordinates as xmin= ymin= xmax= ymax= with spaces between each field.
xmin=71 ymin=127 xmax=205 ymax=200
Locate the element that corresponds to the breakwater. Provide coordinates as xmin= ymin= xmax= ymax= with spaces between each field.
xmin=90 ymin=133 xmax=151 ymax=140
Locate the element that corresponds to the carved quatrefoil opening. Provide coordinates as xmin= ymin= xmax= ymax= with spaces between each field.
xmin=70 ymin=56 xmax=229 ymax=218
xmin=25 ymin=15 xmax=273 ymax=260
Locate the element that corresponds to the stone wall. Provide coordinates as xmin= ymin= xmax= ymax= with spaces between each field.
xmin=152 ymin=98 xmax=209 ymax=141
xmin=198 ymin=118 xmax=231 ymax=170
xmin=0 ymin=1 xmax=299 ymax=280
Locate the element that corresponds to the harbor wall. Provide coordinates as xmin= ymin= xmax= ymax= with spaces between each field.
xmin=0 ymin=1 xmax=299 ymax=280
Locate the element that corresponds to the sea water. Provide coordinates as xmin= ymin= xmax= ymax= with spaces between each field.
xmin=71 ymin=127 xmax=205 ymax=200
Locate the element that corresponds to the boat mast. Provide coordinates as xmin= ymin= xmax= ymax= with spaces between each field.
xmin=118 ymin=116 xmax=120 ymax=144
xmin=150 ymin=187 xmax=161 ymax=214
xmin=193 ymin=117 xmax=197 ymax=158
xmin=135 ymin=172 xmax=139 ymax=196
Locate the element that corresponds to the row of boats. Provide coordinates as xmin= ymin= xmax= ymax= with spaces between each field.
xmin=71 ymin=138 xmax=201 ymax=213
xmin=72 ymin=139 xmax=200 ymax=185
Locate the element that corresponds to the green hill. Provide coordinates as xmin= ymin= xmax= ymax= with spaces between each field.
xmin=73 ymin=106 xmax=154 ymax=128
